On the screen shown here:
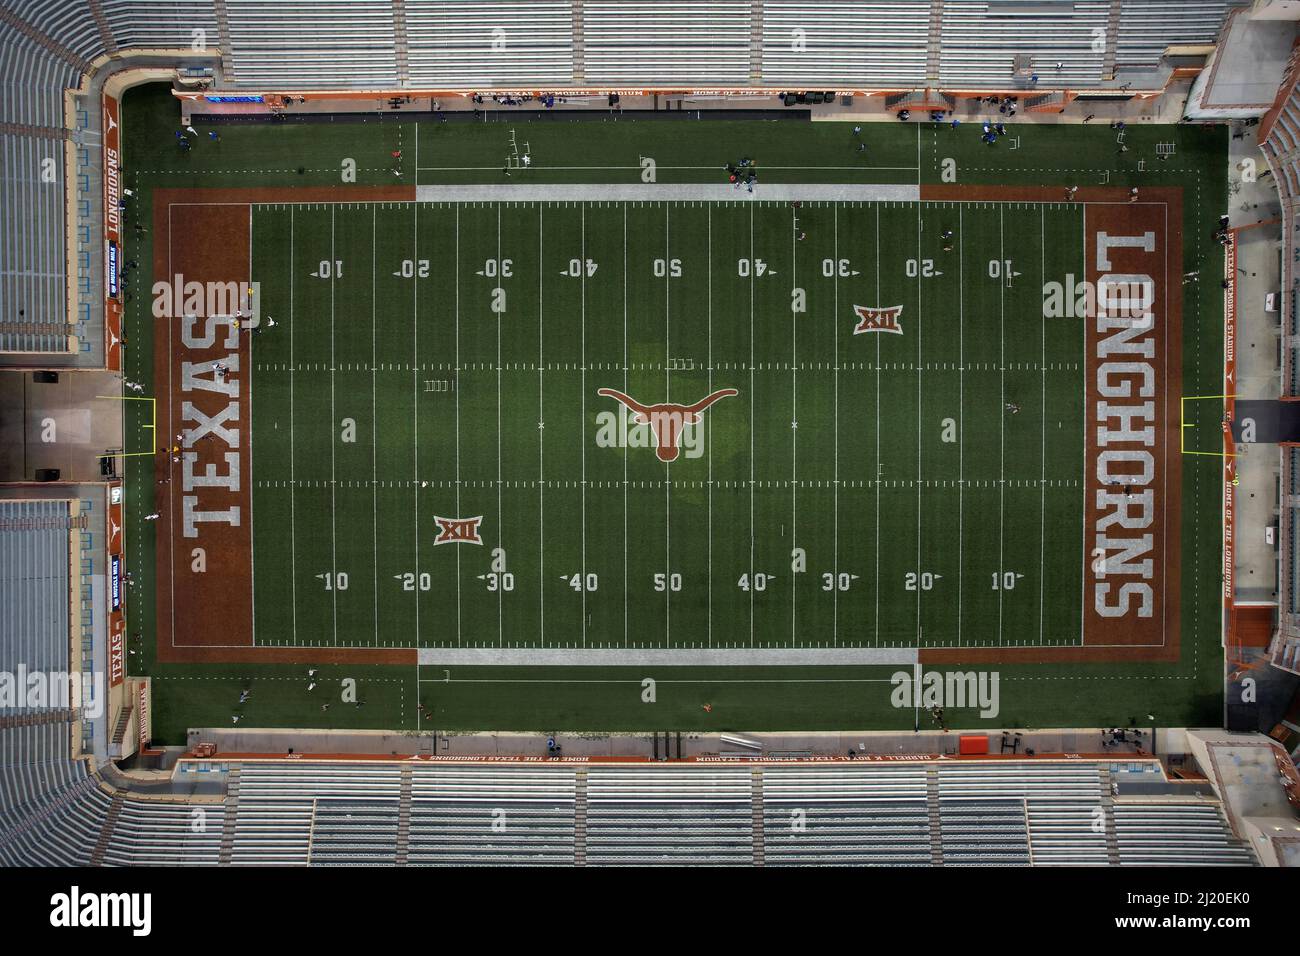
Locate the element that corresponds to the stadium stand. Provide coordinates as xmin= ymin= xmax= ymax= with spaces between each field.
xmin=761 ymin=763 xmax=933 ymax=865
xmin=0 ymin=0 xmax=1280 ymax=870
xmin=585 ymin=764 xmax=752 ymax=865
xmin=0 ymin=500 xmax=73 ymax=711
xmin=0 ymin=758 xmax=1253 ymax=866
xmin=0 ymin=0 xmax=1248 ymax=360
xmin=1262 ymin=44 xmax=1300 ymax=674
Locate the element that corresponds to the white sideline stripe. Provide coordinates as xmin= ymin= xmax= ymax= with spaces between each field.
xmin=416 ymin=647 xmax=919 ymax=666
xmin=414 ymin=184 xmax=921 ymax=203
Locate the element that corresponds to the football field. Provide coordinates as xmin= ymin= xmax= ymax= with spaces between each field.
xmin=240 ymin=197 xmax=1091 ymax=654
xmin=123 ymin=91 xmax=1226 ymax=737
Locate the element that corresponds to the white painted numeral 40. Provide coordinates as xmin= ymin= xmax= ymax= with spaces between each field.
xmin=566 ymin=258 xmax=598 ymax=277
xmin=737 ymin=573 xmax=772 ymax=592
xmin=654 ymin=572 xmax=682 ymax=592
xmin=568 ymin=573 xmax=598 ymax=592
xmin=737 ymin=258 xmax=768 ymax=277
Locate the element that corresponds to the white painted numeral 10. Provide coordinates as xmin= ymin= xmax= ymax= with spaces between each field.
xmin=991 ymin=572 xmax=1020 ymax=590
xmin=323 ymin=571 xmax=349 ymax=591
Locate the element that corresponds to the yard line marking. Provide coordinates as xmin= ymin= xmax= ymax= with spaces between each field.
xmin=623 ymin=204 xmax=629 ymax=648
xmin=915 ymin=200 xmax=922 ymax=643
xmin=1039 ymin=204 xmax=1047 ymax=645
xmin=581 ymin=203 xmax=588 ymax=648
xmin=832 ymin=203 xmax=839 ymax=645
xmin=538 ymin=204 xmax=545 ymax=647
xmin=998 ymin=204 xmax=1006 ymax=644
xmin=289 ymin=205 xmax=298 ymax=645
xmin=248 ymin=204 xmax=257 ymax=646
xmin=330 ymin=206 xmax=339 ymax=646
xmin=372 ymin=206 xmax=379 ymax=651
xmin=957 ymin=204 xmax=964 ymax=646
xmin=749 ymin=201 xmax=756 ymax=647
xmin=664 ymin=202 xmax=671 ymax=648
xmin=454 ymin=205 xmax=461 ymax=646
xmin=498 ymin=204 xmax=505 ymax=648
xmin=414 ymin=202 xmax=422 ymax=648
xmin=790 ymin=202 xmax=798 ymax=646
xmin=874 ymin=203 xmax=881 ymax=647
xmin=707 ymin=204 xmax=713 ymax=648
xmin=1079 ymin=203 xmax=1086 ymax=645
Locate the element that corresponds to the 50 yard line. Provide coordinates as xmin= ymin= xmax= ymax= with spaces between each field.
xmin=664 ymin=202 xmax=671 ymax=648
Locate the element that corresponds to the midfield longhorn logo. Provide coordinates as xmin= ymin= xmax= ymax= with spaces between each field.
xmin=596 ymin=388 xmax=739 ymax=462
xmin=434 ymin=515 xmax=484 ymax=545
xmin=852 ymin=304 xmax=905 ymax=335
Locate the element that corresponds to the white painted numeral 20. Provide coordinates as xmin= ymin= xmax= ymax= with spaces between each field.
xmin=904 ymin=571 xmax=936 ymax=591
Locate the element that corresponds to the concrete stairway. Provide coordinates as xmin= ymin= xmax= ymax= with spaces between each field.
xmin=89 ymin=792 xmax=124 ymax=866
xmin=218 ymin=767 xmax=240 ymax=865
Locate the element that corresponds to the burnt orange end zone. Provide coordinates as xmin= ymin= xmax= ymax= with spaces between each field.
xmin=150 ymin=186 xmax=416 ymax=665
xmin=921 ymin=185 xmax=1183 ymax=665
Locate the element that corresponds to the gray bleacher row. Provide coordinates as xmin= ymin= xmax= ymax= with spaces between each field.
xmin=0 ymin=25 xmax=76 ymax=354
xmin=0 ymin=499 xmax=72 ymax=712
xmin=4 ymin=0 xmax=1241 ymax=91
xmin=0 ymin=758 xmax=1255 ymax=866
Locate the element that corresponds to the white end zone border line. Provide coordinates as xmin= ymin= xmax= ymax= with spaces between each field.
xmin=170 ymin=196 xmax=1177 ymax=656
xmin=416 ymin=184 xmax=920 ymax=203
xmin=416 ymin=646 xmax=919 ymax=666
